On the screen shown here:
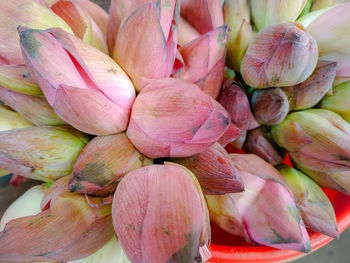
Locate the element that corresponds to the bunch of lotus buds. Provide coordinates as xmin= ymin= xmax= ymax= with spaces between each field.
xmin=1 ymin=0 xmax=350 ymax=262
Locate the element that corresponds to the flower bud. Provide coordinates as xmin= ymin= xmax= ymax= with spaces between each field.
xmin=250 ymin=0 xmax=308 ymax=31
xmin=219 ymin=80 xmax=259 ymax=132
xmin=0 ymin=176 xmax=114 ymax=262
xmin=0 ymin=105 xmax=34 ymax=132
xmin=127 ymin=78 xmax=230 ymax=158
xmin=278 ymin=165 xmax=338 ymax=238
xmin=241 ymin=23 xmax=318 ymax=89
xmin=306 ymin=2 xmax=350 ymax=85
xmin=224 ymin=0 xmax=253 ymax=71
xmin=244 ymin=126 xmax=286 ymax=166
xmin=112 ymin=163 xmax=210 ymax=263
xmin=173 ymin=26 xmax=228 ymax=99
xmin=282 ymin=60 xmax=337 ymax=110
xmin=320 ymin=81 xmax=350 ymax=122
xmin=111 ymin=1 xmax=179 ymax=91
xmin=271 ymin=109 xmax=350 ymax=194
xmin=172 ymin=143 xmax=244 ymax=195
xmin=69 ymin=132 xmax=152 ymax=196
xmin=251 ymin=88 xmax=290 ymax=125
xmin=0 ymin=126 xmax=88 ymax=182
xmin=19 ymin=27 xmax=135 ymax=135
xmin=217 ymin=122 xmax=241 ymax=147
xmin=0 ymin=86 xmax=64 ymax=126
xmin=206 ymin=154 xmax=310 ymax=252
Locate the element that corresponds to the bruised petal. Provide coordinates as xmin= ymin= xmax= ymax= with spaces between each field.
xmin=69 ymin=133 xmax=152 ymax=196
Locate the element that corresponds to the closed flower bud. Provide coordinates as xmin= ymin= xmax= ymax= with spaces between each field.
xmin=69 ymin=132 xmax=152 ymax=196
xmin=112 ymin=163 xmax=210 ymax=263
xmin=171 ymin=143 xmax=244 ymax=195
xmin=244 ymin=126 xmax=286 ymax=166
xmin=320 ymin=81 xmax=350 ymax=122
xmin=271 ymin=109 xmax=350 ymax=195
xmin=283 ymin=60 xmax=337 ymax=110
xmin=250 ymin=0 xmax=308 ymax=31
xmin=278 ymin=165 xmax=338 ymax=238
xmin=251 ymin=88 xmax=290 ymax=125
xmin=206 ymin=154 xmax=310 ymax=252
xmin=0 ymin=126 xmax=88 ymax=182
xmin=241 ymin=23 xmax=318 ymax=89
xmin=0 ymin=176 xmax=114 ymax=262
xmin=19 ymin=27 xmax=135 ymax=135
xmin=127 ymin=78 xmax=230 ymax=158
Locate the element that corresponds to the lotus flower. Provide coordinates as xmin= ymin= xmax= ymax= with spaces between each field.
xmin=282 ymin=60 xmax=337 ymax=110
xmin=41 ymin=0 xmax=108 ymax=53
xmin=0 ymin=176 xmax=114 ymax=262
xmin=173 ymin=25 xmax=228 ymax=99
xmin=250 ymin=0 xmax=308 ymax=31
xmin=112 ymin=163 xmax=210 ymax=263
xmin=0 ymin=184 xmax=47 ymax=231
xmin=171 ymin=143 xmax=244 ymax=195
xmin=0 ymin=105 xmax=34 ymax=132
xmin=178 ymin=0 xmax=223 ymax=46
xmin=223 ymin=0 xmax=253 ymax=71
xmin=0 ymin=126 xmax=88 ymax=182
xmin=69 ymin=132 xmax=152 ymax=196
xmin=241 ymin=23 xmax=318 ymax=89
xmin=19 ymin=27 xmax=135 ymax=135
xmin=0 ymin=86 xmax=64 ymax=126
xmin=244 ymin=126 xmax=286 ymax=166
xmin=278 ymin=165 xmax=339 ymax=238
xmin=206 ymin=154 xmax=310 ymax=252
xmin=321 ymin=81 xmax=350 ymax=122
xmin=109 ymin=0 xmax=179 ymax=91
xmin=251 ymin=88 xmax=290 ymax=125
xmin=69 ymin=236 xmax=130 ymax=263
xmin=127 ymin=78 xmax=230 ymax=158
xmin=218 ymin=122 xmax=241 ymax=147
xmin=305 ymin=2 xmax=350 ymax=85
xmin=271 ymin=109 xmax=350 ymax=195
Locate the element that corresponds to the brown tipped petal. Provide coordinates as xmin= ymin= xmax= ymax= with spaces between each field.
xmin=251 ymin=88 xmax=290 ymax=125
xmin=244 ymin=127 xmax=286 ymax=166
xmin=172 ymin=143 xmax=244 ymax=195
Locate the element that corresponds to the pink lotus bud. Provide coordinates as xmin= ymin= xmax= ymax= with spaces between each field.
xmin=127 ymin=78 xmax=230 ymax=158
xmin=0 ymin=86 xmax=64 ymax=126
xmin=306 ymin=2 xmax=350 ymax=85
xmin=206 ymin=154 xmax=310 ymax=252
xmin=0 ymin=176 xmax=114 ymax=262
xmin=173 ymin=26 xmax=228 ymax=99
xmin=0 ymin=126 xmax=88 ymax=182
xmin=282 ymin=60 xmax=337 ymax=110
xmin=219 ymin=80 xmax=259 ymax=132
xmin=241 ymin=23 xmax=318 ymax=89
xmin=112 ymin=163 xmax=210 ymax=263
xmin=244 ymin=126 xmax=286 ymax=166
xmin=251 ymin=88 xmax=290 ymax=125
xmin=177 ymin=17 xmax=201 ymax=46
xmin=69 ymin=132 xmax=152 ymax=196
xmin=0 ymin=0 xmax=72 ymax=66
xmin=45 ymin=0 xmax=108 ymax=53
xmin=111 ymin=1 xmax=179 ymax=91
xmin=19 ymin=27 xmax=135 ymax=135
xmin=180 ymin=0 xmax=223 ymax=36
xmin=171 ymin=143 xmax=244 ymax=195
